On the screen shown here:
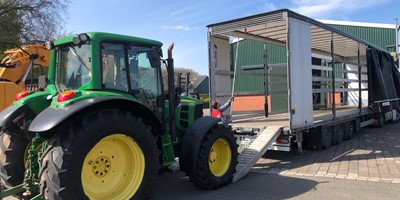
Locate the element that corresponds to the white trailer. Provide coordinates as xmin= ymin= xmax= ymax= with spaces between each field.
xmin=207 ymin=9 xmax=400 ymax=181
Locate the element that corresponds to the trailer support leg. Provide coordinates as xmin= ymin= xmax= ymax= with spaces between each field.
xmin=296 ymin=132 xmax=304 ymax=155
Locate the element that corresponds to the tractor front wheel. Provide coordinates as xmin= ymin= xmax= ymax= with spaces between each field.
xmin=39 ymin=109 xmax=159 ymax=200
xmin=189 ymin=124 xmax=238 ymax=189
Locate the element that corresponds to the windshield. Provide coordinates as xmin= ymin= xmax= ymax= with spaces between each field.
xmin=128 ymin=46 xmax=162 ymax=97
xmin=55 ymin=44 xmax=91 ymax=91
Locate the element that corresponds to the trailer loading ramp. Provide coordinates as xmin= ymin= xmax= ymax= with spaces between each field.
xmin=233 ymin=126 xmax=282 ymax=182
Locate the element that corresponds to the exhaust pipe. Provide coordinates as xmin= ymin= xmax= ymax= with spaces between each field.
xmin=167 ymin=43 xmax=177 ymax=141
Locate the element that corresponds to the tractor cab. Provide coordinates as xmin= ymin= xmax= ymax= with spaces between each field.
xmin=49 ymin=33 xmax=164 ymax=114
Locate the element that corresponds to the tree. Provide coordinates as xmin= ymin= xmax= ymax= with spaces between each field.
xmin=0 ymin=0 xmax=70 ymax=44
xmin=161 ymin=66 xmax=200 ymax=93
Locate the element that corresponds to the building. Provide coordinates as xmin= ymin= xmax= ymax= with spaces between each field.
xmin=191 ymin=75 xmax=209 ymax=94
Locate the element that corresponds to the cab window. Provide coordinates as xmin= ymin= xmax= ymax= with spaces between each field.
xmin=101 ymin=43 xmax=128 ymax=91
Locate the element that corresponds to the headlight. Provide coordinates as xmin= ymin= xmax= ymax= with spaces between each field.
xmin=45 ymin=41 xmax=54 ymax=50
xmin=72 ymin=35 xmax=80 ymax=45
xmin=78 ymin=33 xmax=89 ymax=42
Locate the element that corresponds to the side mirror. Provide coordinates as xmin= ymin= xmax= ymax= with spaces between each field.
xmin=147 ymin=50 xmax=161 ymax=68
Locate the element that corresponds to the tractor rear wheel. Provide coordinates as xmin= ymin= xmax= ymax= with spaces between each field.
xmin=39 ymin=109 xmax=159 ymax=200
xmin=0 ymin=129 xmax=29 ymax=190
xmin=189 ymin=124 xmax=238 ymax=189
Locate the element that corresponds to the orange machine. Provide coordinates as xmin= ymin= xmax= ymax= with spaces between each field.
xmin=0 ymin=43 xmax=50 ymax=111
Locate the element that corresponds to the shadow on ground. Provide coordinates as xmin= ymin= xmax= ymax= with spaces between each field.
xmin=153 ymin=171 xmax=319 ymax=200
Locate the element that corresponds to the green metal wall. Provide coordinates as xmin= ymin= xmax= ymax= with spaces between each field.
xmin=231 ymin=40 xmax=288 ymax=112
xmin=230 ymin=24 xmax=396 ymax=112
xmin=329 ymin=24 xmax=396 ymax=50
xmin=231 ymin=40 xmax=287 ymax=92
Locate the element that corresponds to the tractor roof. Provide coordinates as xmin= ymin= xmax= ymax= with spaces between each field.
xmin=55 ymin=32 xmax=163 ymax=47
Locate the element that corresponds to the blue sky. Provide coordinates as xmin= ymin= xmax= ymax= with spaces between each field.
xmin=65 ymin=0 xmax=400 ymax=75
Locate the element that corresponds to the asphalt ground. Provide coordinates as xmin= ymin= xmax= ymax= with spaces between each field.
xmin=153 ymin=120 xmax=400 ymax=200
xmin=153 ymin=171 xmax=400 ymax=200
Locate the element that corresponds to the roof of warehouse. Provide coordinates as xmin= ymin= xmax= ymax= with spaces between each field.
xmin=207 ymin=9 xmax=388 ymax=58
xmin=318 ymin=19 xmax=396 ymax=29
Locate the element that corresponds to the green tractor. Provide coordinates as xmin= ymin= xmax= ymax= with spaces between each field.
xmin=0 ymin=32 xmax=238 ymax=199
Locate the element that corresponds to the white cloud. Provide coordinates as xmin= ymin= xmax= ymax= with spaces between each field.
xmin=264 ymin=2 xmax=277 ymax=11
xmin=162 ymin=25 xmax=199 ymax=31
xmin=291 ymin=0 xmax=389 ymax=18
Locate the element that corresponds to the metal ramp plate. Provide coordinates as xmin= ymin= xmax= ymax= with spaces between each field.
xmin=232 ymin=126 xmax=282 ymax=183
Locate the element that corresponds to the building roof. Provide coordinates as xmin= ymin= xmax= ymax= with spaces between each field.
xmin=318 ymin=19 xmax=396 ymax=29
xmin=191 ymin=75 xmax=208 ymax=89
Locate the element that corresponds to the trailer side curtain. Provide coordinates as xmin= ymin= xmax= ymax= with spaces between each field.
xmin=367 ymin=47 xmax=400 ymax=112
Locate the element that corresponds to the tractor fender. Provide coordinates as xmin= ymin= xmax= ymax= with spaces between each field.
xmin=28 ymin=97 xmax=163 ymax=137
xmin=0 ymin=104 xmax=36 ymax=132
xmin=180 ymin=116 xmax=220 ymax=173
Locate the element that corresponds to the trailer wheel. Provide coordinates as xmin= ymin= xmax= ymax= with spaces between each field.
xmin=332 ymin=124 xmax=344 ymax=145
xmin=376 ymin=114 xmax=384 ymax=128
xmin=344 ymin=121 xmax=354 ymax=140
xmin=189 ymin=124 xmax=238 ymax=189
xmin=0 ymin=129 xmax=29 ymax=191
xmin=321 ymin=127 xmax=332 ymax=149
xmin=390 ymin=109 xmax=400 ymax=123
xmin=39 ymin=109 xmax=159 ymax=200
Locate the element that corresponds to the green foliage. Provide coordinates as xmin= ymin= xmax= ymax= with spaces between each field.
xmin=161 ymin=66 xmax=201 ymax=92
xmin=199 ymin=93 xmax=209 ymax=104
xmin=0 ymin=0 xmax=71 ymax=54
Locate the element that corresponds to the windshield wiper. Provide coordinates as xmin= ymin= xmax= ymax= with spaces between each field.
xmin=68 ymin=46 xmax=90 ymax=70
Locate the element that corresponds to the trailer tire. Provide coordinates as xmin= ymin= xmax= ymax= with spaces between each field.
xmin=332 ymin=124 xmax=344 ymax=145
xmin=390 ymin=109 xmax=400 ymax=123
xmin=189 ymin=124 xmax=238 ymax=189
xmin=321 ymin=127 xmax=332 ymax=149
xmin=377 ymin=114 xmax=384 ymax=128
xmin=39 ymin=109 xmax=159 ymax=200
xmin=344 ymin=121 xmax=354 ymax=140
xmin=0 ymin=129 xmax=29 ymax=191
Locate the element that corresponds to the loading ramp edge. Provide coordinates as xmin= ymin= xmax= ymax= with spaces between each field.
xmin=232 ymin=126 xmax=283 ymax=183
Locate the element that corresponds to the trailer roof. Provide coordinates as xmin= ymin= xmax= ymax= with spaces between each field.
xmin=207 ymin=9 xmax=388 ymax=58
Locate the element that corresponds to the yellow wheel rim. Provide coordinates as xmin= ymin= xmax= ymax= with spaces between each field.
xmin=82 ymin=134 xmax=145 ymax=200
xmin=208 ymin=138 xmax=232 ymax=177
xmin=23 ymin=141 xmax=43 ymax=168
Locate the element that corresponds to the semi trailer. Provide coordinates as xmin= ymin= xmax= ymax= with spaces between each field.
xmin=207 ymin=9 xmax=400 ymax=181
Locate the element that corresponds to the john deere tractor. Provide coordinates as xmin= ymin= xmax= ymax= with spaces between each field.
xmin=0 ymin=32 xmax=238 ymax=199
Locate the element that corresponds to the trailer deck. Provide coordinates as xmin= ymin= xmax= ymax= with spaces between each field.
xmin=231 ymin=106 xmax=370 ymax=130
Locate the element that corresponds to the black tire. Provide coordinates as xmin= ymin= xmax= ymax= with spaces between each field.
xmin=376 ymin=114 xmax=384 ymax=128
xmin=0 ymin=129 xmax=29 ymax=190
xmin=389 ymin=109 xmax=400 ymax=123
xmin=39 ymin=109 xmax=159 ymax=200
xmin=189 ymin=124 xmax=238 ymax=190
xmin=332 ymin=124 xmax=344 ymax=145
xmin=344 ymin=121 xmax=354 ymax=140
xmin=321 ymin=127 xmax=332 ymax=149
xmin=395 ymin=110 xmax=400 ymax=123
